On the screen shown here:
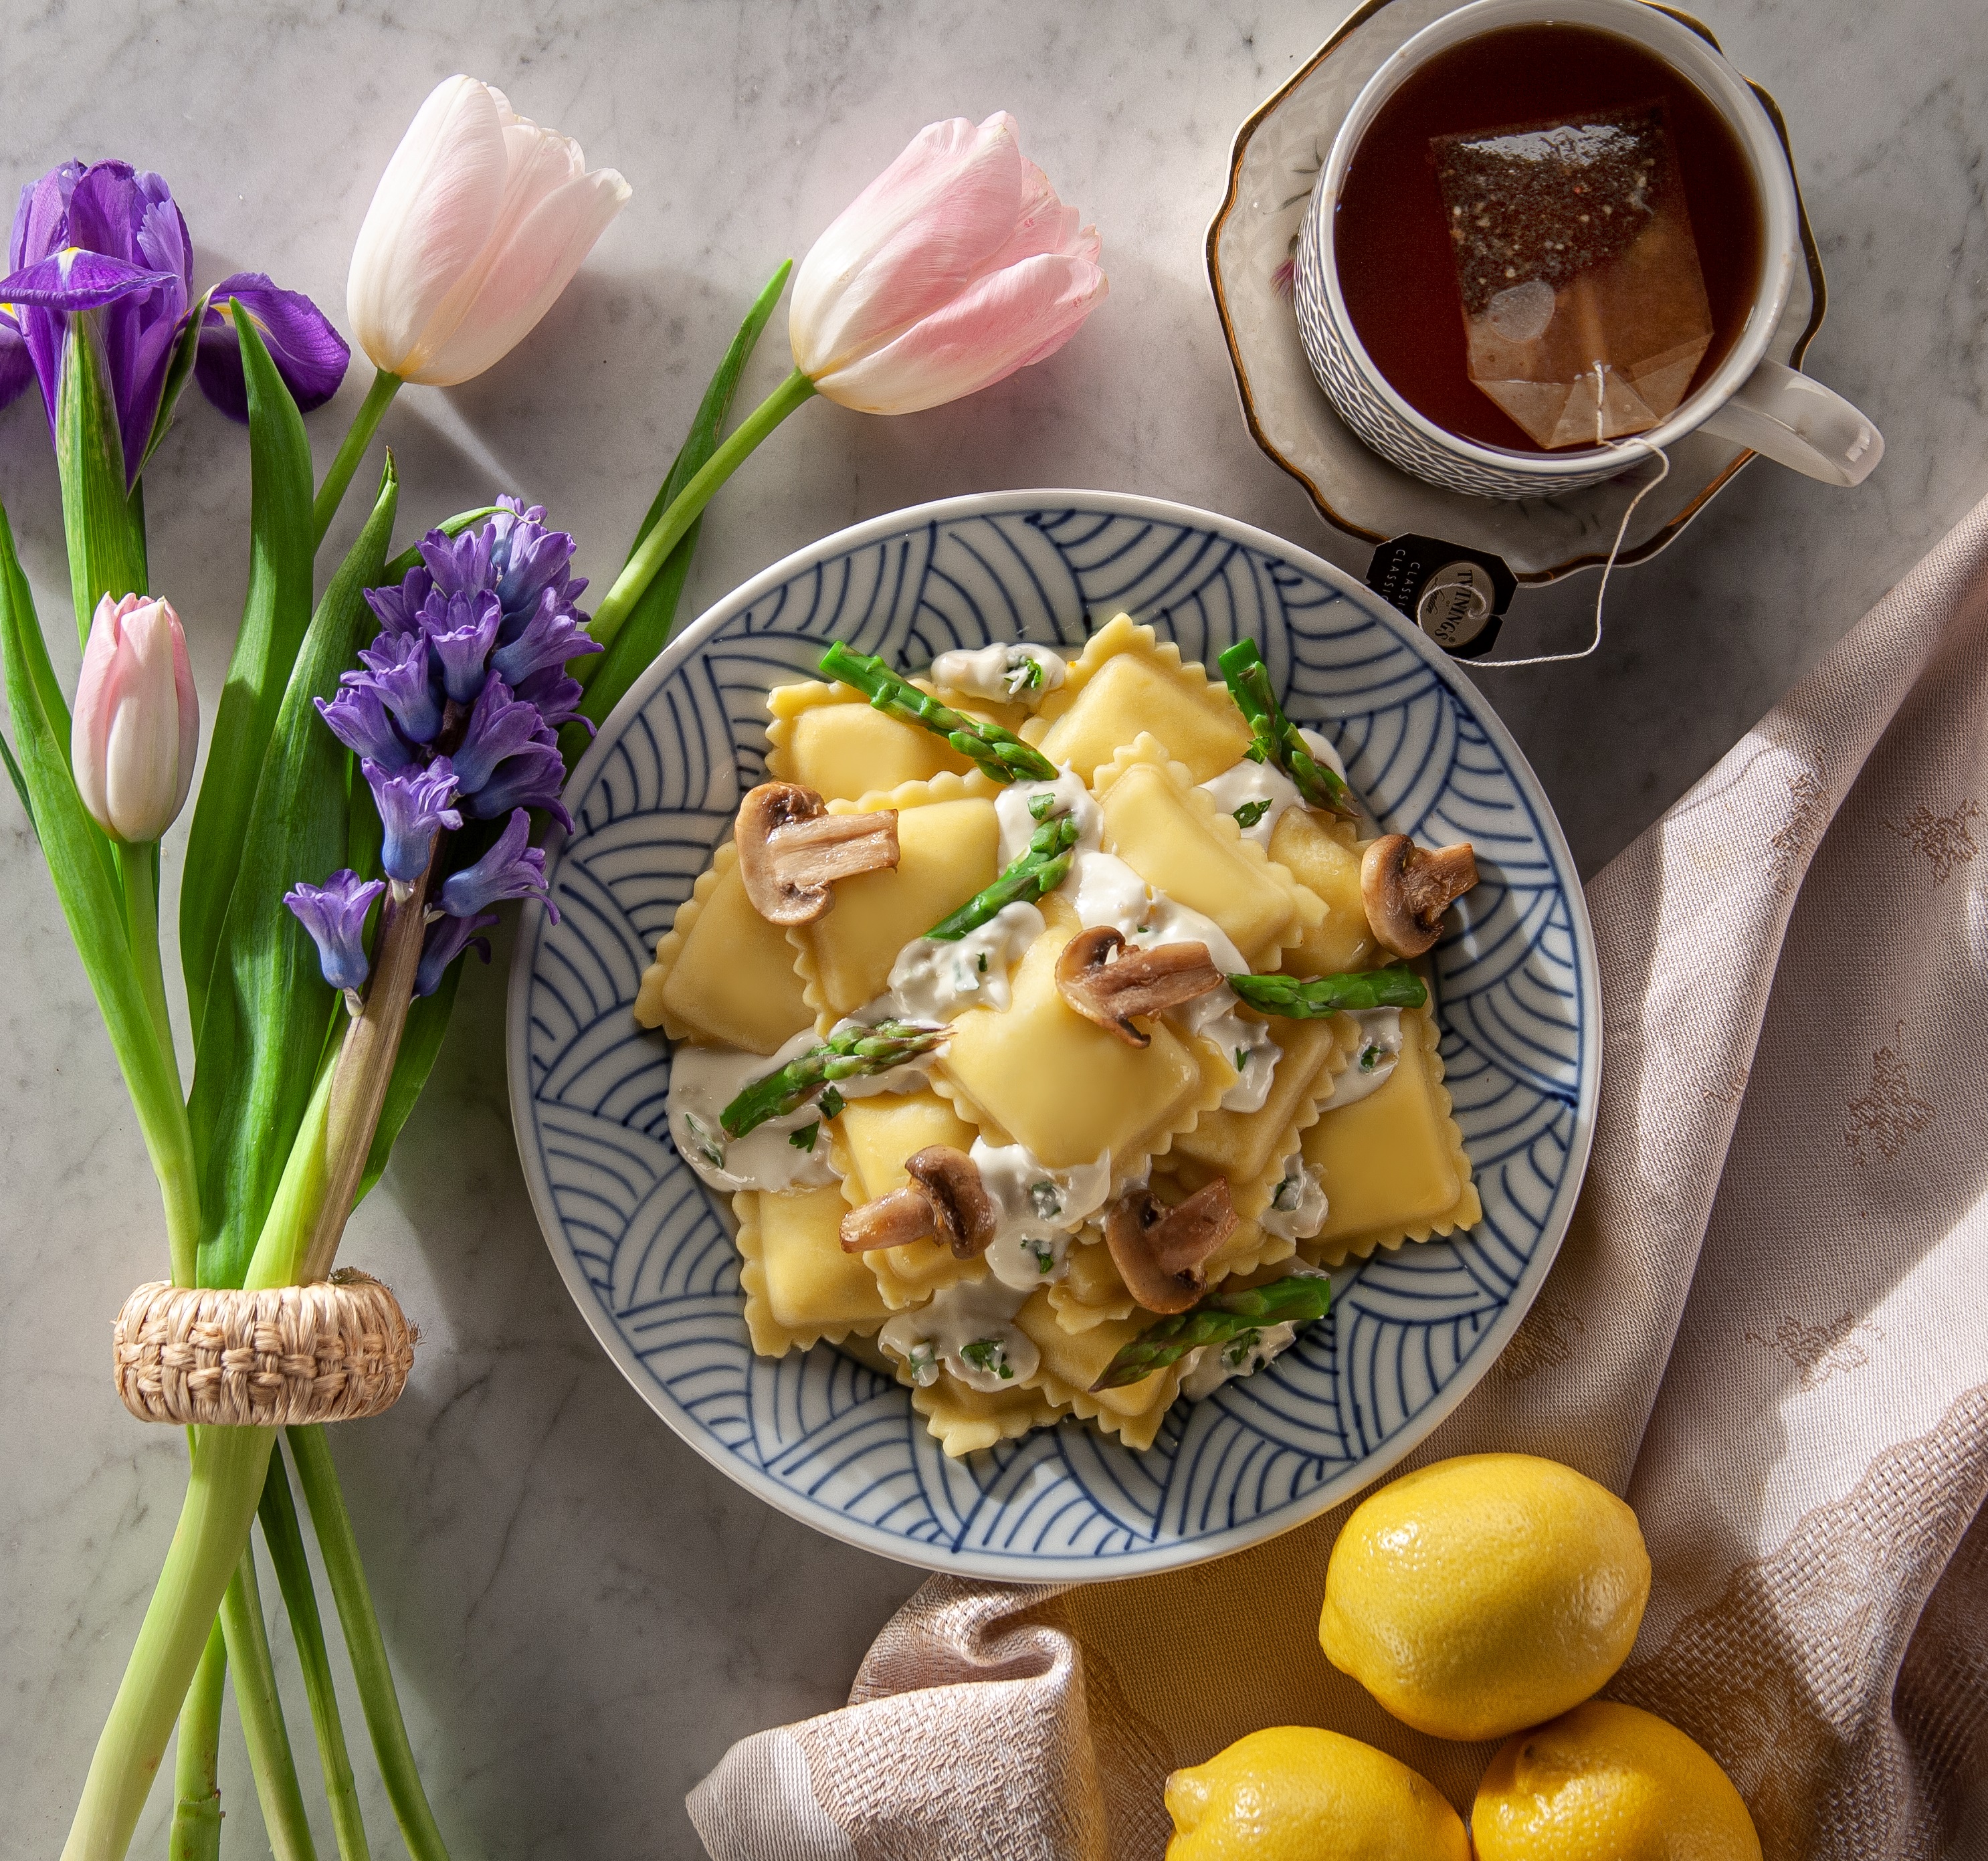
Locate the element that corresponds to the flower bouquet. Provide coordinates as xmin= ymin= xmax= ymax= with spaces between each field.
xmin=2 ymin=80 xmax=1102 ymax=1861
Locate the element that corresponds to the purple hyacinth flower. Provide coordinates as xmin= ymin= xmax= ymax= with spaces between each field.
xmin=512 ymin=664 xmax=587 ymax=732
xmin=354 ymin=629 xmax=443 ymax=744
xmin=488 ymin=588 xmax=600 ymax=688
xmin=449 ymin=674 xmax=552 ymax=796
xmin=0 ymin=161 xmax=191 ymax=484
xmin=419 ymin=522 xmax=495 ymax=603
xmin=425 ymin=589 xmax=503 ymax=704
xmin=284 ymin=869 xmax=385 ymax=993
xmin=367 ymin=757 xmax=462 ymax=883
xmin=194 ymin=272 xmax=350 ymax=421
xmin=316 ymin=683 xmax=413 ymax=771
xmin=488 ymin=497 xmax=585 ymax=633
xmin=461 ymin=739 xmax=572 ymax=831
xmin=365 ymin=564 xmax=437 ymax=639
xmin=415 ymin=908 xmax=498 ymax=999
xmin=438 ymin=808 xmax=559 ymax=922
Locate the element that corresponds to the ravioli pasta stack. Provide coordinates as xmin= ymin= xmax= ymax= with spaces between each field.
xmin=635 ymin=617 xmax=1482 ymax=1456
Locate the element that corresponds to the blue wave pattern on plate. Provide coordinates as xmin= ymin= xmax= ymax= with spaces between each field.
xmin=518 ymin=504 xmax=1589 ymax=1575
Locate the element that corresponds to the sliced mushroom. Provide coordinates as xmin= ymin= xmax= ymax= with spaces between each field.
xmin=1055 ymin=925 xmax=1225 ymax=1047
xmin=839 ymin=1186 xmax=934 ymax=1254
xmin=1360 ymin=834 xmax=1479 ymax=959
xmin=1104 ymin=1180 xmax=1239 ymax=1314
xmin=904 ymin=1145 xmax=999 ymax=1259
xmin=736 ymin=781 xmax=900 ymax=926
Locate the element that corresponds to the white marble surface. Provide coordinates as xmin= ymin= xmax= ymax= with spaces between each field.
xmin=1 ymin=2 xmax=1983 ymax=1856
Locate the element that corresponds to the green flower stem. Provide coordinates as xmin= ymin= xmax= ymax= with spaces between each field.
xmin=289 ymin=1426 xmax=457 ymax=1861
xmin=260 ymin=1450 xmax=372 ymax=1861
xmin=312 ymin=371 xmax=401 ymax=551
xmin=166 ymin=1620 xmax=225 ymax=1861
xmin=115 ymin=841 xmax=177 ymax=1081
xmin=58 ymin=1425 xmax=276 ymax=1861
xmin=218 ymin=1546 xmax=318 ymax=1861
xmin=585 ymin=365 xmax=818 ymax=660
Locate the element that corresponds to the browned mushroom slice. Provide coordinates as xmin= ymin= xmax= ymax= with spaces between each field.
xmin=839 ymin=1185 xmax=936 ymax=1254
xmin=1104 ymin=1180 xmax=1239 ymax=1314
xmin=904 ymin=1145 xmax=999 ymax=1259
xmin=1360 ymin=834 xmax=1479 ymax=959
xmin=736 ymin=781 xmax=900 ymax=926
xmin=1054 ymin=925 xmax=1225 ymax=1048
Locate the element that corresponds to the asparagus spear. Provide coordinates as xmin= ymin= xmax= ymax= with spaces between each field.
xmin=1217 ymin=639 xmax=1357 ymax=818
xmin=720 ymin=1019 xmax=948 ymax=1138
xmin=1092 ymin=1274 xmax=1334 ymax=1389
xmin=820 ymin=641 xmax=1058 ymax=784
xmin=1227 ymin=963 xmax=1427 ymax=1018
xmin=922 ymin=813 xmax=1082 ymax=941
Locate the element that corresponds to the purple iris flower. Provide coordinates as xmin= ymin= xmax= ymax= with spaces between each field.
xmin=368 ymin=758 xmax=462 ymax=883
xmin=0 ymin=161 xmax=345 ymax=482
xmin=315 ymin=684 xmax=413 ymax=771
xmin=415 ymin=910 xmax=498 ymax=999
xmin=423 ymin=589 xmax=503 ymax=704
xmin=284 ymin=870 xmax=385 ymax=994
xmin=438 ymin=809 xmax=557 ymax=922
xmin=194 ymin=273 xmax=350 ymax=422
xmin=353 ymin=629 xmax=443 ymax=744
xmin=448 ymin=674 xmax=551 ymax=795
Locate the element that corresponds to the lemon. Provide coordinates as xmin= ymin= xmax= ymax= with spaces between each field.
xmin=1165 ymin=1726 xmax=1469 ymax=1861
xmin=1318 ymin=1453 xmax=1649 ymax=1741
xmin=1472 ymin=1700 xmax=1762 ymax=1860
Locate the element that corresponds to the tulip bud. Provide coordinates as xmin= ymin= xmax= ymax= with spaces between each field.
xmin=790 ymin=112 xmax=1107 ymax=416
xmin=347 ymin=76 xmax=631 ymax=387
xmin=71 ymin=593 xmax=198 ymax=843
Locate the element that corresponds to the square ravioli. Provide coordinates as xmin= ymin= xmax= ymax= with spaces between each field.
xmin=1016 ymin=1292 xmax=1186 ymax=1452
xmin=734 ymin=1185 xmax=890 ymax=1355
xmin=793 ymin=776 xmax=1001 ymax=1023
xmin=908 ymin=1376 xmax=1060 ymax=1459
xmin=1269 ymin=810 xmax=1383 ymax=977
xmin=1299 ymin=1002 xmax=1480 ymax=1262
xmin=1022 ymin=614 xmax=1252 ymax=783
xmin=935 ymin=902 xmax=1229 ymax=1173
xmin=634 ymin=838 xmax=815 ymax=1054
xmin=831 ymin=1088 xmax=989 ymax=1308
xmin=1046 ymin=1231 xmax=1138 ymax=1332
xmin=1094 ymin=739 xmax=1320 ymax=967
xmin=1169 ymin=1012 xmax=1351 ymax=1200
xmin=765 ymin=679 xmax=977 ymax=800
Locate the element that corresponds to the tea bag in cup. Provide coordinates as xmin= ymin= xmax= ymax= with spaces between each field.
xmin=1431 ymin=103 xmax=1714 ymax=449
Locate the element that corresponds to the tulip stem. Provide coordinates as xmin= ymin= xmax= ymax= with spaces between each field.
xmin=313 ymin=371 xmax=401 ymax=552
xmin=585 ymin=365 xmax=818 ymax=660
xmin=166 ymin=1620 xmax=226 ymax=1861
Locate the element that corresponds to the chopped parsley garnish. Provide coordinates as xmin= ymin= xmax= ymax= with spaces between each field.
xmin=1221 ymin=1329 xmax=1263 ymax=1370
xmin=818 ymin=1085 xmax=846 ymax=1119
xmin=1233 ymin=798 xmax=1274 ymax=830
xmin=1359 ymin=1044 xmax=1384 ymax=1072
xmin=960 ymin=1337 xmax=1013 ymax=1380
xmin=977 ymin=951 xmax=989 ymax=973
xmin=1007 ymin=655 xmax=1046 ymax=694
xmin=1029 ymin=1180 xmax=1063 ymax=1218
xmin=788 ymin=1121 xmax=820 ymax=1152
xmin=906 ymin=1341 xmax=937 ymax=1383
xmin=1272 ymin=1173 xmax=1302 ymax=1211
xmin=1031 ymin=1238 xmax=1057 ymax=1274
xmin=1235 ymin=1046 xmax=1250 ymax=1071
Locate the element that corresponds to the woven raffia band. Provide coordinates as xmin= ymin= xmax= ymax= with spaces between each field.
xmin=112 ymin=1270 xmax=418 ymax=1426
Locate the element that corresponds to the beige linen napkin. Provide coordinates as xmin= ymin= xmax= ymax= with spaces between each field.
xmin=689 ymin=504 xmax=1988 ymax=1861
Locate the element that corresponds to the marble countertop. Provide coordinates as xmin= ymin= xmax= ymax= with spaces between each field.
xmin=3 ymin=1 xmax=1983 ymax=1855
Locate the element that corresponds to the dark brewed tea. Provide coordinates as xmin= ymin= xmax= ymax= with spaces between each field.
xmin=1333 ymin=22 xmax=1764 ymax=453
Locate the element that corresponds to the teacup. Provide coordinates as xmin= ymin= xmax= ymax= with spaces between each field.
xmin=1293 ymin=0 xmax=1882 ymax=500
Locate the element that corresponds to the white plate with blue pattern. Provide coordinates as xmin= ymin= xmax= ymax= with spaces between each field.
xmin=506 ymin=490 xmax=1599 ymax=1581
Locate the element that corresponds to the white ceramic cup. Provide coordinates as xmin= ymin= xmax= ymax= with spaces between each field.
xmin=1293 ymin=0 xmax=1882 ymax=500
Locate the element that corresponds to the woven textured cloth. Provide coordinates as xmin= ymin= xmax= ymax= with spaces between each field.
xmin=689 ymin=503 xmax=1988 ymax=1861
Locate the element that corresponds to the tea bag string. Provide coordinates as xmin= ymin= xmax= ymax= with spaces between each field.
xmin=1470 ymin=364 xmax=1673 ymax=671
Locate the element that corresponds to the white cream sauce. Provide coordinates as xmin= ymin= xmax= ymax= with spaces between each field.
xmin=1258 ymin=1152 xmax=1328 ymax=1242
xmin=1199 ymin=758 xmax=1302 ymax=846
xmin=1178 ymin=1268 xmax=1330 ymax=1399
xmin=666 ymin=1032 xmax=838 ymax=1194
xmin=885 ymin=902 xmax=1043 ymax=1021
xmin=1318 ymin=1007 xmax=1403 ymax=1112
xmin=995 ymin=767 xmax=1102 ymax=865
xmin=930 ymin=642 xmax=1068 ymax=706
xmin=971 ymin=1138 xmax=1112 ymax=1290
xmin=879 ymin=1277 xmax=1039 ymax=1393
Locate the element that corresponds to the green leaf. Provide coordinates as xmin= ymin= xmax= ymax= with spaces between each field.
xmin=188 ymin=460 xmax=399 ymax=1290
xmin=180 ymin=306 xmax=316 ymax=1038
xmin=0 ymin=500 xmax=187 ymax=1212
xmin=55 ymin=312 xmax=148 ymax=650
xmin=568 ymin=260 xmax=790 ymax=755
xmin=355 ymin=963 xmax=461 ymax=1205
xmin=141 ymin=288 xmax=211 ymax=474
xmin=0 ymin=727 xmax=37 ymax=840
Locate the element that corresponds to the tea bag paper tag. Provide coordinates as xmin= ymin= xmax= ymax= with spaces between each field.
xmin=1367 ymin=534 xmax=1516 ymax=658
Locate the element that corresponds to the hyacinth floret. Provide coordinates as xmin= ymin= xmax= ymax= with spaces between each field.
xmin=296 ymin=496 xmax=591 ymax=1005
xmin=284 ymin=870 xmax=384 ymax=995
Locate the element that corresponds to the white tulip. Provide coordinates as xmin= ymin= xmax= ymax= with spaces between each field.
xmin=347 ymin=76 xmax=630 ymax=387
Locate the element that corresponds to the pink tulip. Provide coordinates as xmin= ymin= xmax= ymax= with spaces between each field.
xmin=347 ymin=76 xmax=631 ymax=387
xmin=789 ymin=112 xmax=1107 ymax=415
xmin=72 ymin=593 xmax=198 ymax=844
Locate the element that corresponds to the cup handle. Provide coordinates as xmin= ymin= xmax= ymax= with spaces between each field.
xmin=1698 ymin=360 xmax=1883 ymax=486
